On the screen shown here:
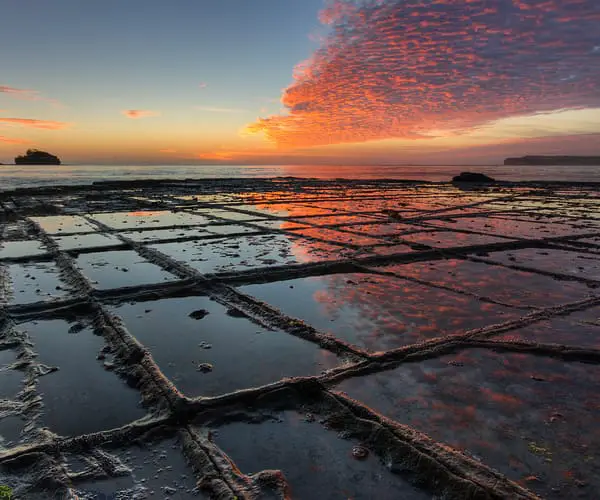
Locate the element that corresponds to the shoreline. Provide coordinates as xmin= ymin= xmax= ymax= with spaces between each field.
xmin=2 ymin=175 xmax=600 ymax=198
xmin=3 ymin=164 xmax=600 ymax=190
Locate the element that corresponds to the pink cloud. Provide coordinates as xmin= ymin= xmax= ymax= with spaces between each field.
xmin=0 ymin=135 xmax=30 ymax=144
xmin=0 ymin=85 xmax=61 ymax=106
xmin=198 ymin=82 xmax=208 ymax=89
xmin=0 ymin=86 xmax=36 ymax=98
xmin=122 ymin=109 xmax=161 ymax=119
xmin=0 ymin=118 xmax=70 ymax=130
xmin=249 ymin=0 xmax=600 ymax=148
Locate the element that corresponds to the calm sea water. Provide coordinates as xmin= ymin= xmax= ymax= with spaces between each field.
xmin=1 ymin=164 xmax=599 ymax=191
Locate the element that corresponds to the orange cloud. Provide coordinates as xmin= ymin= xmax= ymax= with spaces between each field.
xmin=0 ymin=85 xmax=60 ymax=106
xmin=159 ymin=148 xmax=177 ymax=153
xmin=0 ymin=135 xmax=30 ymax=144
xmin=249 ymin=0 xmax=600 ymax=149
xmin=122 ymin=109 xmax=160 ymax=119
xmin=193 ymin=147 xmax=343 ymax=164
xmin=0 ymin=118 xmax=70 ymax=130
xmin=196 ymin=151 xmax=236 ymax=161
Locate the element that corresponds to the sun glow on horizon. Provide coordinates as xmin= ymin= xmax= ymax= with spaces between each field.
xmin=1 ymin=0 xmax=599 ymax=165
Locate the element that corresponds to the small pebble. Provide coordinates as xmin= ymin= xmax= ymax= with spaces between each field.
xmin=352 ymin=445 xmax=369 ymax=460
xmin=196 ymin=362 xmax=213 ymax=373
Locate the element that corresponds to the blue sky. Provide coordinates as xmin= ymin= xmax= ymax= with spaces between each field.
xmin=1 ymin=1 xmax=322 ymax=111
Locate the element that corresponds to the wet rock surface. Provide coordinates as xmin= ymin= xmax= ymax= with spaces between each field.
xmin=1 ymin=177 xmax=600 ymax=498
xmin=111 ymin=296 xmax=340 ymax=397
xmin=21 ymin=319 xmax=146 ymax=437
xmin=68 ymin=436 xmax=204 ymax=499
xmin=208 ymin=410 xmax=429 ymax=500
xmin=337 ymin=349 xmax=600 ymax=500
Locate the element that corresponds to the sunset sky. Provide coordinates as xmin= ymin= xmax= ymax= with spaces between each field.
xmin=1 ymin=0 xmax=599 ymax=165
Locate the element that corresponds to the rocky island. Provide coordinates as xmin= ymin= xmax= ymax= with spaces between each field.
xmin=504 ymin=155 xmax=600 ymax=166
xmin=14 ymin=149 xmax=61 ymax=165
xmin=452 ymin=171 xmax=495 ymax=183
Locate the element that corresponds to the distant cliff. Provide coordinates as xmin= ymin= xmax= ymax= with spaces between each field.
xmin=14 ymin=149 xmax=61 ymax=165
xmin=504 ymin=156 xmax=600 ymax=166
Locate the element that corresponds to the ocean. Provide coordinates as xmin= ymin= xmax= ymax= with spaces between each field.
xmin=1 ymin=163 xmax=599 ymax=191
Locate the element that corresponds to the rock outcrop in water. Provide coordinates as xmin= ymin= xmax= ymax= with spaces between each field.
xmin=14 ymin=149 xmax=61 ymax=165
xmin=452 ymin=172 xmax=495 ymax=183
xmin=504 ymin=156 xmax=600 ymax=166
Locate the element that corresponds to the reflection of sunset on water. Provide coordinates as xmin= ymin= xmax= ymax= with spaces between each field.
xmin=241 ymin=272 xmax=517 ymax=352
xmin=338 ymin=348 xmax=600 ymax=497
xmin=381 ymin=259 xmax=592 ymax=307
xmin=4 ymin=177 xmax=600 ymax=499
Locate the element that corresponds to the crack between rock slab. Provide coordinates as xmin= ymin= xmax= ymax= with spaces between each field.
xmin=325 ymin=390 xmax=540 ymax=499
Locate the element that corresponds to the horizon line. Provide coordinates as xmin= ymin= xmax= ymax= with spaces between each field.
xmin=1 ymin=162 xmax=506 ymax=167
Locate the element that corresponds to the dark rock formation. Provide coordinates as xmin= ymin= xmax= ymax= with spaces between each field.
xmin=14 ymin=149 xmax=61 ymax=165
xmin=505 ymin=156 xmax=600 ymax=166
xmin=452 ymin=172 xmax=495 ymax=183
xmin=189 ymin=309 xmax=210 ymax=320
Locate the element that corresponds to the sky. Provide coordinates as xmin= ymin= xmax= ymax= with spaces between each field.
xmin=1 ymin=0 xmax=599 ymax=165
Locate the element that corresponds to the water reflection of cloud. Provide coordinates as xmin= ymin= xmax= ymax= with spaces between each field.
xmin=338 ymin=348 xmax=600 ymax=497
